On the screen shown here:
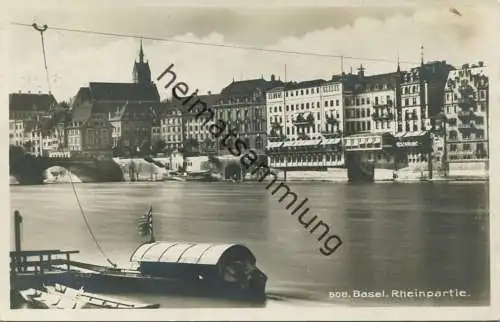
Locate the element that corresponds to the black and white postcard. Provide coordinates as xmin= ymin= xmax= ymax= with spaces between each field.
xmin=2 ymin=0 xmax=498 ymax=320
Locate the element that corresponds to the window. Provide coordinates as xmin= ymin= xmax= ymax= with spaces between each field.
xmin=463 ymin=143 xmax=471 ymax=151
xmin=336 ymin=100 xmax=340 ymax=106
xmin=325 ymin=101 xmax=329 ymax=107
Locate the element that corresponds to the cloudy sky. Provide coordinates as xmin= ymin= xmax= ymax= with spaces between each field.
xmin=7 ymin=0 xmax=499 ymax=102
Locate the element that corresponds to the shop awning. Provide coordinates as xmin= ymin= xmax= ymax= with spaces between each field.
xmin=267 ymin=142 xmax=284 ymax=149
xmin=322 ymin=138 xmax=341 ymax=145
xmin=395 ymin=131 xmax=428 ymax=138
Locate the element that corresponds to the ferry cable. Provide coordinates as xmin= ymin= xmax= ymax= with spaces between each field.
xmin=13 ymin=22 xmax=419 ymax=65
xmin=31 ymin=22 xmax=117 ymax=268
xmin=32 ymin=23 xmax=51 ymax=92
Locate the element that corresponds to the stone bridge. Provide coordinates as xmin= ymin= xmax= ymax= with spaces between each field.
xmin=10 ymin=146 xmax=124 ymax=185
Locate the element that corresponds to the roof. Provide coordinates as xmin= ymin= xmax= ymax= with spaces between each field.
xmin=71 ymin=102 xmax=93 ymax=122
xmin=165 ymin=94 xmax=221 ymax=117
xmin=108 ymin=101 xmax=156 ymax=121
xmin=283 ymin=79 xmax=326 ymax=91
xmin=221 ymin=78 xmax=284 ymax=97
xmin=9 ymin=92 xmax=57 ymax=111
xmin=76 ymin=82 xmax=160 ymax=102
xmin=359 ymin=72 xmax=399 ymax=91
xmin=129 ymin=242 xmax=256 ymax=266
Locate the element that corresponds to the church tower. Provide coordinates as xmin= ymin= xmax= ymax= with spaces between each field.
xmin=133 ymin=40 xmax=152 ymax=84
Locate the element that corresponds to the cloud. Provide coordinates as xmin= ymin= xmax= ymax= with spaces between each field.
xmin=8 ymin=5 xmax=497 ymax=102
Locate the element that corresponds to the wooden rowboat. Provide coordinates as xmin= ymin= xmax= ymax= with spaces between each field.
xmin=19 ymin=284 xmax=159 ymax=309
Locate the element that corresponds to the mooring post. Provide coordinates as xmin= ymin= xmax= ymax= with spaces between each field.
xmin=14 ymin=210 xmax=22 ymax=272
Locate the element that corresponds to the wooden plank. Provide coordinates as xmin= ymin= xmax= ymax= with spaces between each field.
xmin=68 ymin=260 xmax=119 ymax=273
xmin=9 ymin=250 xmax=79 ymax=256
xmin=10 ymin=259 xmax=67 ymax=268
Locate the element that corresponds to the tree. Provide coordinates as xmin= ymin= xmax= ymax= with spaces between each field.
xmin=181 ymin=138 xmax=199 ymax=157
xmin=152 ymin=139 xmax=167 ymax=154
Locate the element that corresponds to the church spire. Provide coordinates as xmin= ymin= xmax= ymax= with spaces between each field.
xmin=133 ymin=39 xmax=151 ymax=84
xmin=420 ymin=45 xmax=424 ymax=66
xmin=397 ymin=51 xmax=401 ymax=72
xmin=139 ymin=39 xmax=144 ymax=63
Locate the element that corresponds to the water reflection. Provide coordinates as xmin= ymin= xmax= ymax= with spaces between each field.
xmin=10 ymin=181 xmax=489 ymax=306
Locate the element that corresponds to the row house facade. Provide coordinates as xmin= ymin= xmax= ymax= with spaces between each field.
xmin=66 ymin=103 xmax=113 ymax=158
xmin=266 ymin=77 xmax=346 ymax=169
xmin=396 ymin=61 xmax=454 ymax=173
xmin=212 ymin=77 xmax=283 ymax=157
xmin=183 ymin=94 xmax=220 ymax=154
xmin=108 ymin=102 xmax=153 ymax=153
xmin=342 ymin=68 xmax=400 ymax=171
xmin=443 ymin=62 xmax=488 ymax=176
xmin=9 ymin=120 xmax=25 ymax=147
xmin=265 ymin=59 xmax=457 ymax=177
xmin=157 ymin=98 xmax=184 ymax=152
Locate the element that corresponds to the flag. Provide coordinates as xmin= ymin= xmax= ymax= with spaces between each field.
xmin=137 ymin=206 xmax=154 ymax=238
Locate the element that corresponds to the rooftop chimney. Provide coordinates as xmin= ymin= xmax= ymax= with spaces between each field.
xmin=208 ymin=90 xmax=212 ymax=95
xmin=271 ymin=74 xmax=276 ymax=81
xmin=478 ymin=61 xmax=484 ymax=67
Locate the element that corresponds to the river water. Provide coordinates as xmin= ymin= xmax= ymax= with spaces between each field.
xmin=10 ymin=181 xmax=490 ymax=307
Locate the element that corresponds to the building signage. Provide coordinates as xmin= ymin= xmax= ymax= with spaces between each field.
xmin=396 ymin=141 xmax=419 ymax=148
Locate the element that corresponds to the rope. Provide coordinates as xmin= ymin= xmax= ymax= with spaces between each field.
xmin=66 ymin=168 xmax=117 ymax=267
xmin=12 ymin=22 xmax=420 ymax=65
xmin=32 ymin=24 xmax=51 ymax=92
xmin=32 ymin=23 xmax=116 ymax=267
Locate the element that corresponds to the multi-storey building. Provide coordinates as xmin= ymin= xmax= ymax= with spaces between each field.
xmin=9 ymin=120 xmax=25 ymax=146
xmin=66 ymin=103 xmax=113 ymax=158
xmin=159 ymin=99 xmax=184 ymax=152
xmin=340 ymin=67 xmax=400 ymax=178
xmin=108 ymin=102 xmax=153 ymax=154
xmin=213 ymin=78 xmax=282 ymax=157
xmin=266 ymin=77 xmax=346 ymax=170
xmin=9 ymin=91 xmax=57 ymax=121
xmin=22 ymin=120 xmax=44 ymax=156
xmin=394 ymin=60 xmax=454 ymax=175
xmin=181 ymin=94 xmax=220 ymax=155
xmin=443 ymin=62 xmax=488 ymax=177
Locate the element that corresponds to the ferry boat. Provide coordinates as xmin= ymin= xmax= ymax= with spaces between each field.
xmin=10 ymin=209 xmax=268 ymax=305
